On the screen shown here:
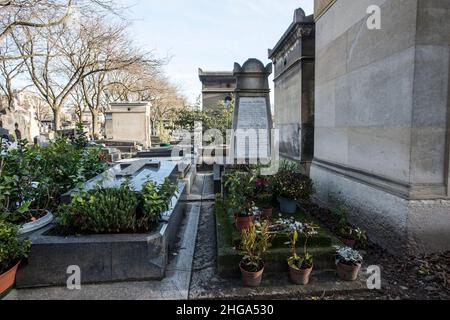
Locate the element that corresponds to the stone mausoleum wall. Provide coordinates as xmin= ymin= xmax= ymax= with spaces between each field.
xmin=311 ymin=0 xmax=450 ymax=254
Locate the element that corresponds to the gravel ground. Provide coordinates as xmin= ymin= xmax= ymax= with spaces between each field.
xmin=189 ymin=199 xmax=450 ymax=300
xmin=189 ymin=201 xmax=234 ymax=298
xmin=303 ymin=202 xmax=450 ymax=300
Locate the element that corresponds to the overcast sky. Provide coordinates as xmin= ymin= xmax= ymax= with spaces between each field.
xmin=122 ymin=0 xmax=314 ymax=104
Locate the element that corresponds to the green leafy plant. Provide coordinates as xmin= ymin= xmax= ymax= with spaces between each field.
xmin=341 ymin=225 xmax=368 ymax=242
xmin=332 ymin=208 xmax=348 ymax=229
xmin=223 ymin=171 xmax=257 ymax=217
xmin=0 ymin=220 xmax=31 ymax=274
xmin=57 ymin=183 xmax=139 ymax=234
xmin=332 ymin=208 xmax=368 ymax=245
xmin=254 ymin=177 xmax=274 ymax=209
xmin=73 ymin=123 xmax=89 ymax=150
xmin=0 ymin=129 xmax=107 ymax=225
xmin=286 ymin=223 xmax=319 ymax=270
xmin=279 ymin=160 xmax=301 ymax=173
xmin=239 ymin=221 xmax=273 ymax=272
xmin=272 ymin=171 xmax=314 ymax=201
xmin=140 ymin=178 xmax=179 ymax=228
xmin=56 ymin=179 xmax=178 ymax=235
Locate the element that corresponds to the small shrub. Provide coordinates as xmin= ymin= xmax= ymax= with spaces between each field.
xmin=57 ymin=183 xmax=139 ymax=234
xmin=272 ymin=171 xmax=314 ymax=201
xmin=0 ymin=220 xmax=31 ymax=274
xmin=56 ymin=179 xmax=178 ymax=235
xmin=332 ymin=208 xmax=368 ymax=245
xmin=140 ymin=178 xmax=179 ymax=229
xmin=223 ymin=171 xmax=256 ymax=216
xmin=0 ymin=130 xmax=107 ymax=224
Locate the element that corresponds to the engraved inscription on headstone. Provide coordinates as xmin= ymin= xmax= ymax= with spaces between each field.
xmin=237 ymin=97 xmax=268 ymax=130
xmin=235 ymin=97 xmax=270 ymax=159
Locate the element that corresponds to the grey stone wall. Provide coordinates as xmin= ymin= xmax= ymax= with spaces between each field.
xmin=312 ymin=0 xmax=450 ymax=254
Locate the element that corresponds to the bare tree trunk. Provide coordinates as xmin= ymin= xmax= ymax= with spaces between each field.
xmin=7 ymin=94 xmax=14 ymax=110
xmin=91 ymin=109 xmax=99 ymax=139
xmin=53 ymin=108 xmax=61 ymax=131
xmin=77 ymin=112 xmax=83 ymax=124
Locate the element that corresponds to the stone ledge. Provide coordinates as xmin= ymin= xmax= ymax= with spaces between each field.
xmin=192 ymin=270 xmax=369 ymax=300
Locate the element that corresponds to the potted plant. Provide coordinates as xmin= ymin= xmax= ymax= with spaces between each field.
xmin=333 ymin=209 xmax=368 ymax=248
xmin=286 ymin=222 xmax=319 ymax=285
xmin=340 ymin=226 xmax=367 ymax=248
xmin=335 ymin=246 xmax=363 ymax=281
xmin=0 ymin=220 xmax=31 ymax=295
xmin=238 ymin=221 xmax=272 ymax=287
xmin=255 ymin=178 xmax=274 ymax=220
xmin=273 ymin=171 xmax=314 ymax=214
xmin=224 ymin=171 xmax=256 ymax=231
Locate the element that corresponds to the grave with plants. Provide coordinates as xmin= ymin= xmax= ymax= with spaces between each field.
xmin=216 ymin=162 xmax=358 ymax=285
xmin=0 ymin=126 xmax=107 ymax=291
xmin=14 ymin=161 xmax=185 ymax=288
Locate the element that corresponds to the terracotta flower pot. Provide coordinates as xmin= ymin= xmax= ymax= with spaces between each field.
xmin=337 ymin=262 xmax=361 ymax=281
xmin=0 ymin=262 xmax=20 ymax=295
xmin=342 ymin=238 xmax=356 ymax=248
xmin=261 ymin=207 xmax=273 ymax=220
xmin=235 ymin=215 xmax=253 ymax=232
xmin=240 ymin=263 xmax=265 ymax=287
xmin=289 ymin=265 xmax=313 ymax=285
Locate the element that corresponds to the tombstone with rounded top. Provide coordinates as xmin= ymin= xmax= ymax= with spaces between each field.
xmin=231 ymin=58 xmax=273 ymax=163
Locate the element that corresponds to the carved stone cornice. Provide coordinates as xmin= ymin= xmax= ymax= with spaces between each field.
xmin=270 ymin=24 xmax=314 ymax=63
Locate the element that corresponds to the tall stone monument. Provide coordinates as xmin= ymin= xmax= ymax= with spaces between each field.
xmin=231 ymin=59 xmax=273 ymax=163
xmin=269 ymin=7 xmax=315 ymax=174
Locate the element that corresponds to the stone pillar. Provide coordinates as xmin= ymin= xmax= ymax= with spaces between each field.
xmin=312 ymin=0 xmax=450 ymax=254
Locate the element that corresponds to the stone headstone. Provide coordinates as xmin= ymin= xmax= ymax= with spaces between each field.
xmin=231 ymin=59 xmax=273 ymax=163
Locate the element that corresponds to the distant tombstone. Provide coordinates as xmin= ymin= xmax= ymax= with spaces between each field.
xmin=231 ymin=59 xmax=273 ymax=163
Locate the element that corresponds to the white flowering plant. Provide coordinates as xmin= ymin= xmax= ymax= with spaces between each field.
xmin=272 ymin=217 xmax=319 ymax=236
xmin=335 ymin=246 xmax=363 ymax=266
xmin=285 ymin=221 xmax=320 ymax=270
